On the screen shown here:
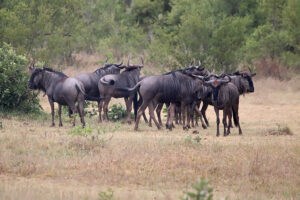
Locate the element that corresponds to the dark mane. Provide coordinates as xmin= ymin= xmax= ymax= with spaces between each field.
xmin=43 ymin=67 xmax=67 ymax=77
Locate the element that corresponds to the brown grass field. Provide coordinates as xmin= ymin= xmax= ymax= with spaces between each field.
xmin=0 ymin=64 xmax=300 ymax=199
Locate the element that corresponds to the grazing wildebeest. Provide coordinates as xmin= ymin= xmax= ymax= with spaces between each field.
xmin=98 ymin=58 xmax=143 ymax=124
xmin=75 ymin=59 xmax=125 ymax=122
xmin=28 ymin=67 xmax=101 ymax=127
xmin=201 ymin=75 xmax=241 ymax=136
xmin=116 ymin=67 xmax=207 ymax=131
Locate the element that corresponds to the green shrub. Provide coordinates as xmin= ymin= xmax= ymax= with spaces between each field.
xmin=98 ymin=188 xmax=115 ymax=200
xmin=181 ymin=178 xmax=214 ymax=200
xmin=107 ymin=103 xmax=128 ymax=122
xmin=0 ymin=43 xmax=41 ymax=113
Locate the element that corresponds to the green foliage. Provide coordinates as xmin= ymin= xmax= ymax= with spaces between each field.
xmin=67 ymin=126 xmax=93 ymax=137
xmin=0 ymin=43 xmax=41 ymax=112
xmin=181 ymin=178 xmax=213 ymax=200
xmin=107 ymin=103 xmax=128 ymax=122
xmin=98 ymin=188 xmax=115 ymax=200
xmin=1 ymin=0 xmax=299 ymax=72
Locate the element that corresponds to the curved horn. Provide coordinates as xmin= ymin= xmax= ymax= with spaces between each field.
xmin=117 ymin=60 xmax=123 ymax=66
xmin=190 ymin=59 xmax=194 ymax=66
xmin=140 ymin=57 xmax=144 ymax=67
xmin=127 ymin=57 xmax=130 ymax=67
xmin=192 ymin=74 xmax=205 ymax=80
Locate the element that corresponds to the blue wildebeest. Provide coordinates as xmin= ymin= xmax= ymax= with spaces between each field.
xmin=200 ymin=75 xmax=241 ymax=136
xmin=198 ymin=69 xmax=256 ymax=128
xmin=98 ymin=58 xmax=143 ymax=124
xmin=75 ymin=59 xmax=125 ymax=122
xmin=116 ymin=67 xmax=207 ymax=130
xmin=28 ymin=67 xmax=101 ymax=127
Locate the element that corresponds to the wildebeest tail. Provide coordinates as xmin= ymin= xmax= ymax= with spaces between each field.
xmin=75 ymin=84 xmax=103 ymax=101
xmin=115 ymin=81 xmax=141 ymax=94
xmin=133 ymin=91 xmax=138 ymax=121
xmin=232 ymin=106 xmax=238 ymax=127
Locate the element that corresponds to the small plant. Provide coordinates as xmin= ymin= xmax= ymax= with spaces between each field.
xmin=184 ymin=135 xmax=202 ymax=147
xmin=107 ymin=103 xmax=127 ymax=121
xmin=67 ymin=126 xmax=93 ymax=137
xmin=267 ymin=124 xmax=293 ymax=136
xmin=98 ymin=188 xmax=115 ymax=200
xmin=181 ymin=178 xmax=213 ymax=200
xmin=0 ymin=121 xmax=2 ymax=129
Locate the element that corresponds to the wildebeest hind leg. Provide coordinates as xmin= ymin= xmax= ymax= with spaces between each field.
xmin=58 ymin=104 xmax=63 ymax=127
xmin=125 ymin=97 xmax=133 ymax=124
xmin=214 ymin=107 xmax=220 ymax=137
xmin=222 ymin=108 xmax=228 ymax=136
xmin=134 ymin=102 xmax=149 ymax=131
xmin=156 ymin=103 xmax=163 ymax=126
xmin=148 ymin=103 xmax=161 ymax=130
xmin=194 ymin=107 xmax=207 ymax=129
xmin=77 ymin=100 xmax=85 ymax=128
xmin=48 ymin=97 xmax=55 ymax=127
xmin=98 ymin=101 xmax=103 ymax=123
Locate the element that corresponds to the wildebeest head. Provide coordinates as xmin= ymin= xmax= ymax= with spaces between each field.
xmin=28 ymin=67 xmax=44 ymax=90
xmin=204 ymin=76 xmax=231 ymax=101
xmin=232 ymin=68 xmax=256 ymax=93
xmin=124 ymin=57 xmax=144 ymax=72
xmin=95 ymin=60 xmax=125 ymax=75
xmin=28 ymin=66 xmax=67 ymax=91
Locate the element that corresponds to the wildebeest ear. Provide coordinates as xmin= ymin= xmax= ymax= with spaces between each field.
xmin=198 ymin=60 xmax=201 ymax=66
xmin=140 ymin=57 xmax=144 ymax=67
xmin=251 ymin=73 xmax=256 ymax=77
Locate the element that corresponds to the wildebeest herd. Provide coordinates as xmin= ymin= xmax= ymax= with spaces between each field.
xmin=28 ymin=58 xmax=256 ymax=137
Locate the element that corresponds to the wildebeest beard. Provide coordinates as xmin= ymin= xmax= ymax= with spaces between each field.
xmin=212 ymin=86 xmax=220 ymax=101
xmin=246 ymin=76 xmax=254 ymax=92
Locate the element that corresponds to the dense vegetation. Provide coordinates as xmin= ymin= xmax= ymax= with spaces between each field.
xmin=0 ymin=0 xmax=299 ymax=72
xmin=0 ymin=43 xmax=40 ymax=112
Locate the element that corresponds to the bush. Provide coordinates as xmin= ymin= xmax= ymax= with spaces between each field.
xmin=107 ymin=103 xmax=128 ymax=122
xmin=181 ymin=178 xmax=214 ymax=200
xmin=0 ymin=43 xmax=41 ymax=112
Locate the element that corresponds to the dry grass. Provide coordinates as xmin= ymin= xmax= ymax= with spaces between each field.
xmin=0 ymin=74 xmax=300 ymax=200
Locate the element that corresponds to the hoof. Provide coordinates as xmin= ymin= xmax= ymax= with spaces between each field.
xmin=50 ymin=124 xmax=55 ymax=127
xmin=59 ymin=124 xmax=63 ymax=127
xmin=202 ymin=124 xmax=207 ymax=129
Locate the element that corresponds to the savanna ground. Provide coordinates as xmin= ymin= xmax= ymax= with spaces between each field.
xmin=0 ymin=62 xmax=300 ymax=199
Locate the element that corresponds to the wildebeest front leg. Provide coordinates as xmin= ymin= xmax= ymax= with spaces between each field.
xmin=58 ymin=104 xmax=63 ymax=127
xmin=181 ymin=103 xmax=187 ymax=130
xmin=155 ymin=102 xmax=163 ymax=126
xmin=48 ymin=97 xmax=55 ymax=127
xmin=201 ymin=102 xmax=209 ymax=127
xmin=166 ymin=103 xmax=175 ymax=130
xmin=222 ymin=108 xmax=228 ymax=136
xmin=194 ymin=107 xmax=207 ymax=129
xmin=214 ymin=106 xmax=220 ymax=137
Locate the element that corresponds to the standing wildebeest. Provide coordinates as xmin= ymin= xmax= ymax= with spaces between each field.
xmin=116 ymin=67 xmax=207 ymax=131
xmin=75 ymin=59 xmax=125 ymax=122
xmin=146 ymin=61 xmax=209 ymax=128
xmin=98 ymin=58 xmax=143 ymax=124
xmin=199 ymin=69 xmax=256 ymax=127
xmin=201 ymin=76 xmax=241 ymax=136
xmin=28 ymin=67 xmax=101 ymax=127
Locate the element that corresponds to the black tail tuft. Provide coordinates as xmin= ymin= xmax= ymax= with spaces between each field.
xmin=232 ymin=106 xmax=238 ymax=127
xmin=133 ymin=92 xmax=138 ymax=121
xmin=75 ymin=84 xmax=103 ymax=101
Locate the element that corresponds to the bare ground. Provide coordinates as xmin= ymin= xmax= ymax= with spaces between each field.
xmin=0 ymin=72 xmax=300 ymax=199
